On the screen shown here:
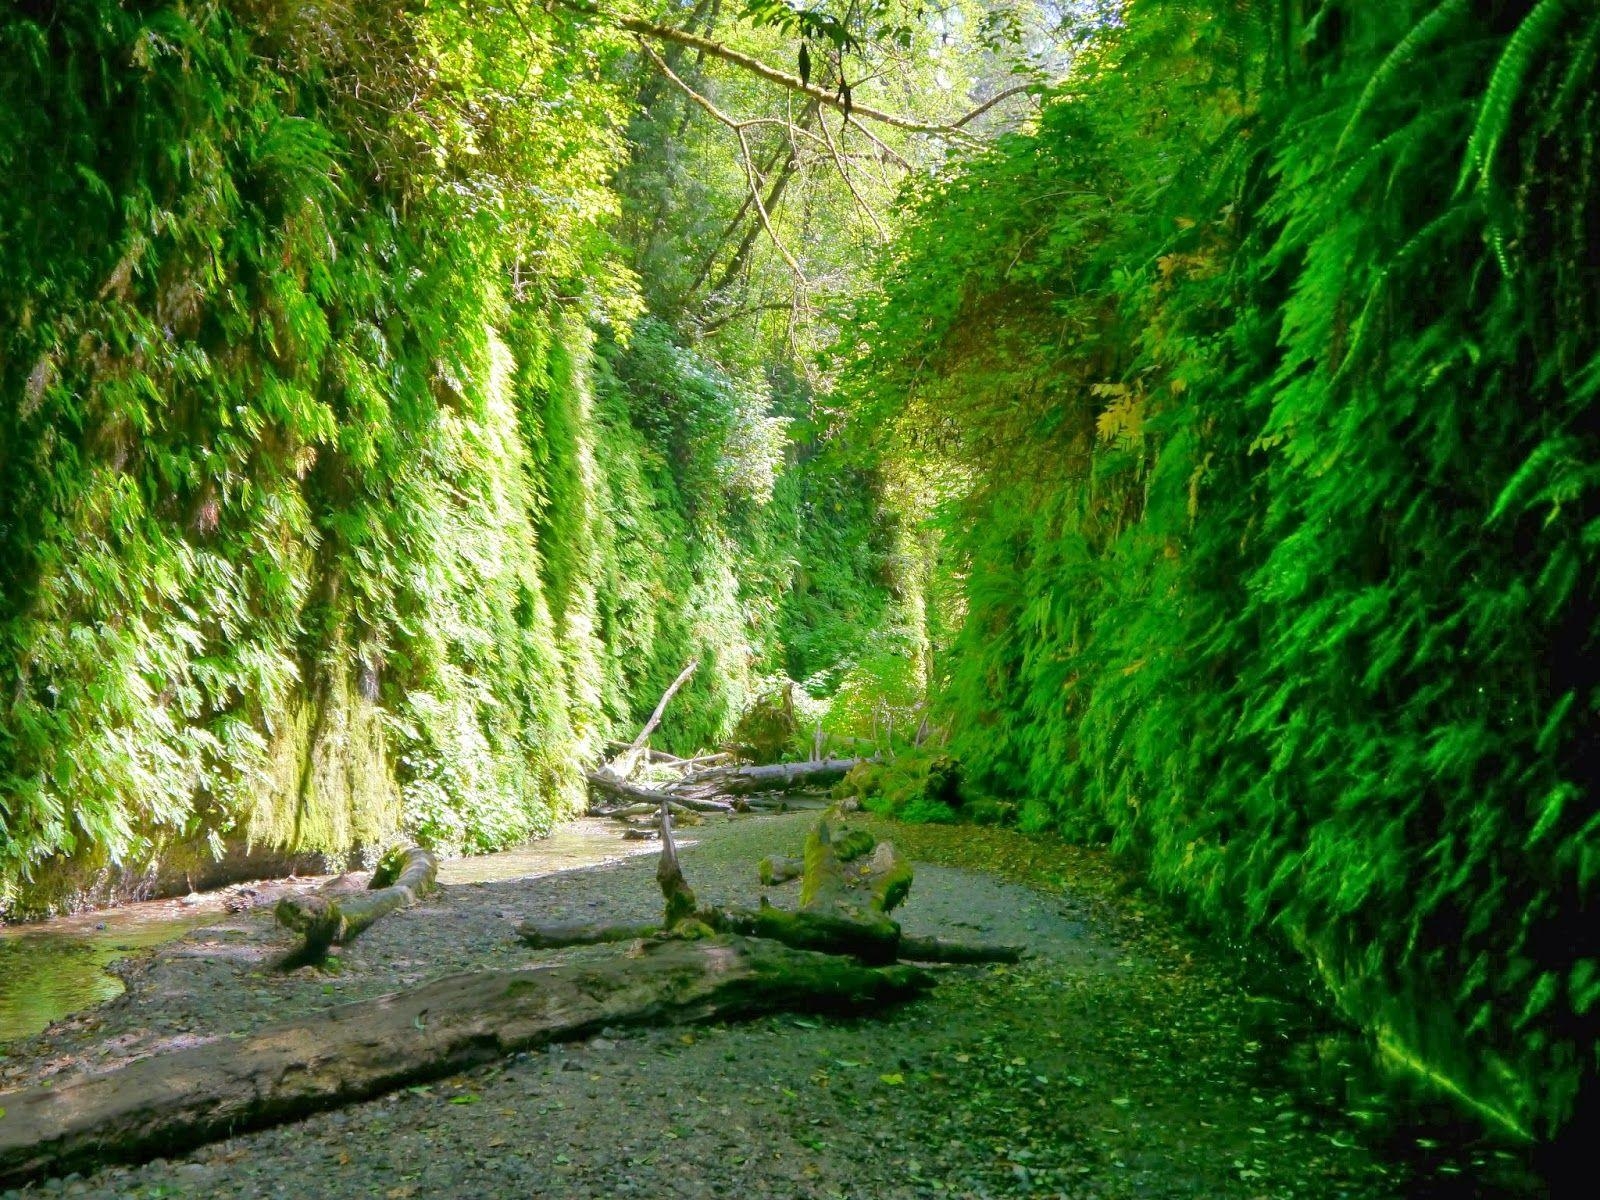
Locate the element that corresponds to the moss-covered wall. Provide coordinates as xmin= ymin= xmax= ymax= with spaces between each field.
xmin=0 ymin=1 xmax=893 ymax=917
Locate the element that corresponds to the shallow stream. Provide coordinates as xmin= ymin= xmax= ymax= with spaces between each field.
xmin=0 ymin=817 xmax=654 ymax=1044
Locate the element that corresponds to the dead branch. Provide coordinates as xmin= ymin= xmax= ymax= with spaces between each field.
xmin=600 ymin=658 xmax=699 ymax=782
xmin=275 ymin=846 xmax=437 ymax=962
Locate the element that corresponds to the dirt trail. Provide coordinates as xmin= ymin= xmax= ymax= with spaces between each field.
xmin=0 ymin=813 xmax=1535 ymax=1199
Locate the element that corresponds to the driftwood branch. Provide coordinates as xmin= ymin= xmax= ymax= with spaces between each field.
xmin=275 ymin=846 xmax=437 ymax=962
xmin=588 ymin=772 xmax=733 ymax=813
xmin=599 ymin=658 xmax=699 ymax=782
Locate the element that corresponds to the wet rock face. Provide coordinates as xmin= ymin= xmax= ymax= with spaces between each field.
xmin=5 ymin=841 xmax=342 ymax=924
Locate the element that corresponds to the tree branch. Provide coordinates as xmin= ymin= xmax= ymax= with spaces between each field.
xmin=816 ymin=108 xmax=888 ymax=243
xmin=950 ymin=82 xmax=1042 ymax=129
xmin=638 ymin=42 xmax=808 ymax=285
xmin=557 ymin=0 xmax=984 ymax=140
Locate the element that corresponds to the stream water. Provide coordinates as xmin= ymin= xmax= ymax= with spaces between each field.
xmin=0 ymin=818 xmax=655 ymax=1045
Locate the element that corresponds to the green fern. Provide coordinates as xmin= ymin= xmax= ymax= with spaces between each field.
xmin=1458 ymin=0 xmax=1575 ymax=193
xmin=1334 ymin=0 xmax=1469 ymax=161
xmin=1550 ymin=13 xmax=1600 ymax=114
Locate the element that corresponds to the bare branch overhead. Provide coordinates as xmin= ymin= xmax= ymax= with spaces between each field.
xmin=555 ymin=0 xmax=994 ymax=139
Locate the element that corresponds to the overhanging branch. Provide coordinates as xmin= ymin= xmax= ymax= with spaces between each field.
xmin=556 ymin=0 xmax=986 ymax=141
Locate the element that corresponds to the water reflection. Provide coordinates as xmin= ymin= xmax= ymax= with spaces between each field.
xmin=0 ymin=818 xmax=662 ymax=1043
xmin=0 ymin=905 xmax=215 ymax=1043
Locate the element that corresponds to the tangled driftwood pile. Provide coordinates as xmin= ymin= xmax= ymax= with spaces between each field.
xmin=587 ymin=660 xmax=869 ymax=835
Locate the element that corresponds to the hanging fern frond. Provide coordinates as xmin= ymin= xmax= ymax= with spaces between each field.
xmin=1334 ymin=0 xmax=1469 ymax=162
xmin=1550 ymin=12 xmax=1600 ymax=115
xmin=1458 ymin=0 xmax=1575 ymax=194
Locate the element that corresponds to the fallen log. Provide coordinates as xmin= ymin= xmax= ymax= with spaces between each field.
xmin=716 ymin=904 xmax=901 ymax=965
xmin=516 ymin=919 xmax=660 ymax=948
xmin=275 ymin=846 xmax=437 ymax=961
xmin=591 ymin=801 xmax=659 ymax=819
xmin=662 ymin=793 xmax=733 ymax=813
xmin=0 ymin=937 xmax=930 ymax=1188
xmin=684 ymin=758 xmax=864 ymax=795
xmin=587 ymin=772 xmax=670 ymax=807
xmin=516 ymin=910 xmax=1021 ymax=967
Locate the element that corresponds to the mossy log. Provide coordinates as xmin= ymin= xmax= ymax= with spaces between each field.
xmin=516 ymin=906 xmax=1017 ymax=966
xmin=0 ymin=937 xmax=930 ymax=1189
xmin=514 ymin=905 xmax=898 ymax=964
xmin=715 ymin=904 xmax=901 ymax=964
xmin=799 ymin=817 xmax=909 ymax=915
xmin=516 ymin=919 xmax=661 ymax=948
xmin=275 ymin=846 xmax=437 ymax=960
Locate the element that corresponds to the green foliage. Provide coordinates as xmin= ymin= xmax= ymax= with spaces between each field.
xmin=730 ymin=683 xmax=802 ymax=763
xmin=836 ymin=748 xmax=963 ymax=825
xmin=0 ymin=0 xmax=894 ymax=911
xmin=853 ymin=0 xmax=1600 ymax=1144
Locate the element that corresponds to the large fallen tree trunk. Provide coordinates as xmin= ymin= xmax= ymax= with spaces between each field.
xmin=0 ymin=937 xmax=929 ymax=1188
xmin=676 ymin=757 xmax=864 ymax=795
xmin=275 ymin=846 xmax=437 ymax=962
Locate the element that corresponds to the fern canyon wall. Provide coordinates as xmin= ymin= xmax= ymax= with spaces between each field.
xmin=1 ymin=0 xmax=1595 ymax=1154
xmin=846 ymin=0 xmax=1599 ymax=1149
xmin=0 ymin=0 xmax=899 ymax=914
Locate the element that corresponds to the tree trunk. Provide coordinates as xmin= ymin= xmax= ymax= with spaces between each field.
xmin=683 ymin=757 xmax=863 ymax=795
xmin=516 ymin=919 xmax=660 ymax=948
xmin=275 ymin=846 xmax=437 ymax=961
xmin=0 ymin=938 xmax=930 ymax=1188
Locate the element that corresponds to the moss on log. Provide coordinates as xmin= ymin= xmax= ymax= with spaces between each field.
xmin=275 ymin=845 xmax=437 ymax=960
xmin=716 ymin=904 xmax=902 ymax=965
xmin=0 ymin=938 xmax=930 ymax=1188
xmin=759 ymin=854 xmax=803 ymax=885
xmin=516 ymin=919 xmax=661 ymax=948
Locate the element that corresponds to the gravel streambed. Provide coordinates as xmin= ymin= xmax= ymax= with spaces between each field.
xmin=0 ymin=813 xmax=1534 ymax=1198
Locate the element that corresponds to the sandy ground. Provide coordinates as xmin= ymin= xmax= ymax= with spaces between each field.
xmin=0 ymin=813 xmax=1537 ymax=1199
